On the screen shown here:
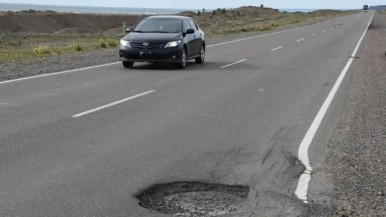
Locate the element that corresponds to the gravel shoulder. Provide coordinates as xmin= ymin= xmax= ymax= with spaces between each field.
xmin=326 ymin=12 xmax=386 ymax=216
xmin=0 ymin=15 xmax=345 ymax=82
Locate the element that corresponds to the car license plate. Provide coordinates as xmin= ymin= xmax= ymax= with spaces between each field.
xmin=139 ymin=51 xmax=152 ymax=58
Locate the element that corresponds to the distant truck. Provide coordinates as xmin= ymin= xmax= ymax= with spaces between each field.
xmin=363 ymin=5 xmax=369 ymax=12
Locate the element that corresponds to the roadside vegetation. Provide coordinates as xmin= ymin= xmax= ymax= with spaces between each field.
xmin=0 ymin=35 xmax=120 ymax=62
xmin=0 ymin=6 xmax=355 ymax=63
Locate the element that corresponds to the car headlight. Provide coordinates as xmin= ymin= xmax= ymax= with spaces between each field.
xmin=120 ymin=39 xmax=131 ymax=48
xmin=164 ymin=40 xmax=181 ymax=48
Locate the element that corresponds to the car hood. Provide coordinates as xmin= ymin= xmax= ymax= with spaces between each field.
xmin=123 ymin=32 xmax=182 ymax=43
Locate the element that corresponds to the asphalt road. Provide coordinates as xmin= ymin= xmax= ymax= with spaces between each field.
xmin=0 ymin=12 xmax=373 ymax=216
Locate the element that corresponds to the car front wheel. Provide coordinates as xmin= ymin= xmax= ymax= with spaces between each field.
xmin=122 ymin=61 xmax=134 ymax=68
xmin=178 ymin=48 xmax=187 ymax=69
xmin=195 ymin=46 xmax=205 ymax=64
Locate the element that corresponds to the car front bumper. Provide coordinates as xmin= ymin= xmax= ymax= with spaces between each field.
xmin=119 ymin=46 xmax=183 ymax=63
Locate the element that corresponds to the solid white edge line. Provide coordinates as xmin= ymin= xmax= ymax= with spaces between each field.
xmin=270 ymin=46 xmax=284 ymax=52
xmin=0 ymin=62 xmax=120 ymax=85
xmin=297 ymin=38 xmax=305 ymax=42
xmin=220 ymin=59 xmax=247 ymax=69
xmin=295 ymin=12 xmax=374 ymax=203
xmin=72 ymin=90 xmax=156 ymax=118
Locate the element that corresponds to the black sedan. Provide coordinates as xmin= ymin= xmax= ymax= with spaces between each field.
xmin=119 ymin=16 xmax=205 ymax=69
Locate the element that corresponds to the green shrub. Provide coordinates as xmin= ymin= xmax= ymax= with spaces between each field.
xmin=259 ymin=25 xmax=272 ymax=31
xmin=70 ymin=43 xmax=83 ymax=51
xmin=97 ymin=39 xmax=118 ymax=48
xmin=99 ymin=41 xmax=107 ymax=48
xmin=106 ymin=39 xmax=118 ymax=47
xmin=7 ymin=40 xmax=21 ymax=46
xmin=33 ymin=46 xmax=51 ymax=55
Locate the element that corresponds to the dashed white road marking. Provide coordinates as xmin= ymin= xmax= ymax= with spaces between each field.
xmin=295 ymin=12 xmax=375 ymax=204
xmin=220 ymin=59 xmax=247 ymax=69
xmin=270 ymin=46 xmax=284 ymax=52
xmin=207 ymin=25 xmax=312 ymax=48
xmin=72 ymin=90 xmax=156 ymax=118
xmin=297 ymin=38 xmax=304 ymax=42
xmin=312 ymin=33 xmax=318 ymax=37
xmin=322 ymin=29 xmax=327 ymax=33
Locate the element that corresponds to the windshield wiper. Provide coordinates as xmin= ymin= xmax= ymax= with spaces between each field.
xmin=131 ymin=30 xmax=145 ymax=33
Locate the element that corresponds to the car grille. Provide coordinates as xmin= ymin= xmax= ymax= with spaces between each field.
xmin=130 ymin=42 xmax=164 ymax=49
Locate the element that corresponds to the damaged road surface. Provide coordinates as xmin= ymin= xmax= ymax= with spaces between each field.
xmin=0 ymin=12 xmax=374 ymax=216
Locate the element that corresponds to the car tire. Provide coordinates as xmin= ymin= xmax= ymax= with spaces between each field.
xmin=122 ymin=61 xmax=134 ymax=68
xmin=195 ymin=45 xmax=205 ymax=64
xmin=178 ymin=48 xmax=187 ymax=69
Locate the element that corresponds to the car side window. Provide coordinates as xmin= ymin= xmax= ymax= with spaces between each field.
xmin=188 ymin=20 xmax=198 ymax=30
xmin=183 ymin=19 xmax=191 ymax=31
xmin=193 ymin=21 xmax=200 ymax=30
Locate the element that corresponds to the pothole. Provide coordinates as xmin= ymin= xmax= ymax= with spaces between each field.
xmin=135 ymin=182 xmax=250 ymax=216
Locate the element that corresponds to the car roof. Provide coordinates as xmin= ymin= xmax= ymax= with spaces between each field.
xmin=146 ymin=15 xmax=191 ymax=20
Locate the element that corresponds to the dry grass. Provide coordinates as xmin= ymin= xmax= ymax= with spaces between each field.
xmin=187 ymin=7 xmax=355 ymax=36
xmin=0 ymin=35 xmax=121 ymax=62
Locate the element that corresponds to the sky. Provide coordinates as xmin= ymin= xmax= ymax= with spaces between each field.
xmin=0 ymin=0 xmax=385 ymax=10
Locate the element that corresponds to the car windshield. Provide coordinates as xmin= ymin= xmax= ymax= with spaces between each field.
xmin=133 ymin=18 xmax=182 ymax=33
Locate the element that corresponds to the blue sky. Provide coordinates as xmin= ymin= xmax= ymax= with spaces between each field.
xmin=0 ymin=0 xmax=385 ymax=9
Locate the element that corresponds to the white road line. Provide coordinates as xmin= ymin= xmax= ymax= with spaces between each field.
xmin=295 ymin=12 xmax=374 ymax=204
xmin=207 ymin=25 xmax=311 ymax=48
xmin=322 ymin=29 xmax=327 ymax=33
xmin=220 ymin=59 xmax=247 ymax=69
xmin=270 ymin=46 xmax=284 ymax=52
xmin=0 ymin=62 xmax=120 ymax=85
xmin=297 ymin=38 xmax=304 ymax=42
xmin=312 ymin=33 xmax=318 ymax=37
xmin=72 ymin=90 xmax=156 ymax=118
xmin=330 ymin=27 xmax=334 ymax=30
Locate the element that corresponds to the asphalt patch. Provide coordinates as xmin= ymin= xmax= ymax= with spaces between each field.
xmin=135 ymin=182 xmax=250 ymax=216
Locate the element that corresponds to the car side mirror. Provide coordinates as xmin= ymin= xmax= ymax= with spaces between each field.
xmin=186 ymin=29 xmax=195 ymax=34
xmin=126 ymin=28 xmax=132 ymax=33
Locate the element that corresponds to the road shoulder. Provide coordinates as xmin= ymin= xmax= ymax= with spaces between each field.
xmin=315 ymin=12 xmax=386 ymax=216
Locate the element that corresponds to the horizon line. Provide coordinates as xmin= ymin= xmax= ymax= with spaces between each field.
xmin=0 ymin=2 xmax=365 ymax=11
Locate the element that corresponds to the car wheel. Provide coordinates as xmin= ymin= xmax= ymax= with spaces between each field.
xmin=122 ymin=61 xmax=134 ymax=68
xmin=195 ymin=46 xmax=205 ymax=64
xmin=178 ymin=48 xmax=187 ymax=69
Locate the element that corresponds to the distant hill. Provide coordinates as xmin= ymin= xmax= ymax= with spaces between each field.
xmin=0 ymin=11 xmax=147 ymax=34
xmin=369 ymin=5 xmax=386 ymax=10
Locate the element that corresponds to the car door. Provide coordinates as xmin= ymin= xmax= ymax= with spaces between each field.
xmin=188 ymin=19 xmax=202 ymax=57
xmin=183 ymin=19 xmax=195 ymax=59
